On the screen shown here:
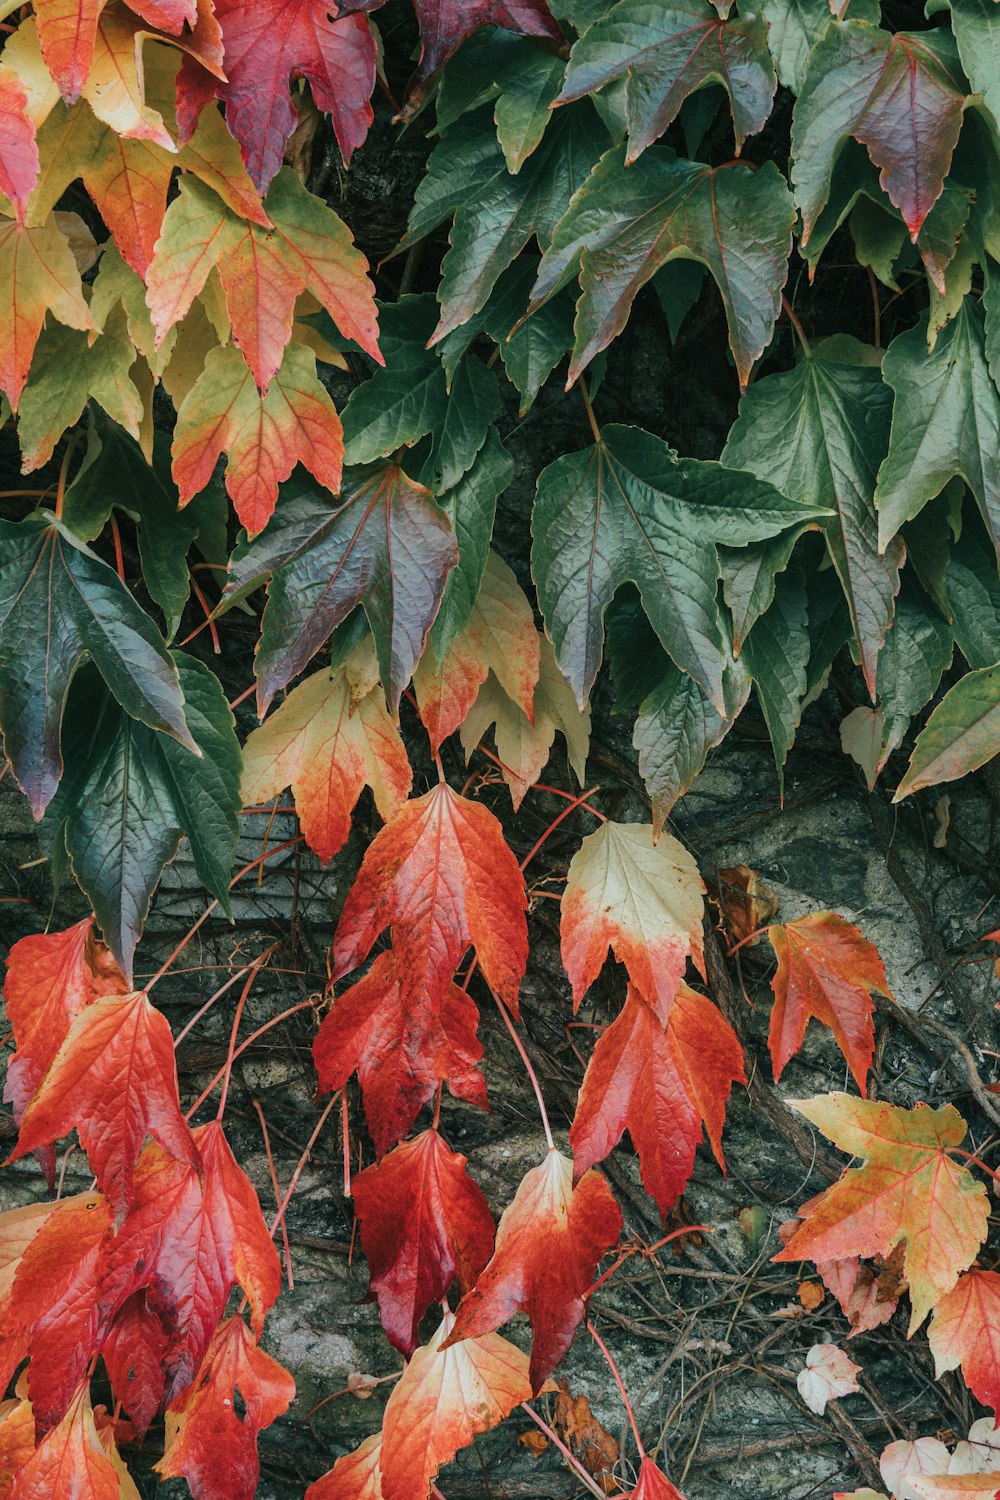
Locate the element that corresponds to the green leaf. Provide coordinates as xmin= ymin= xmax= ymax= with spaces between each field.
xmin=803 ymin=563 xmax=852 ymax=706
xmin=403 ymin=107 xmax=608 ymax=343
xmin=0 ymin=510 xmax=193 ymax=818
xmin=741 ymin=564 xmax=810 ymax=791
xmin=946 ymin=518 xmax=1000 ymax=671
xmin=934 ymin=0 xmax=1000 ymax=138
xmin=531 ymin=423 xmax=829 ymax=709
xmin=895 ymin=662 xmax=1000 ymax=799
xmin=875 ymin=301 xmax=1000 ymax=560
xmin=556 ymin=0 xmax=776 ymax=157
xmin=719 ymin=529 xmax=806 ymax=654
xmin=436 ymin=29 xmax=566 ymax=171
xmin=722 ymin=347 xmax=899 ymax=695
xmin=761 ymin=0 xmax=877 ymax=94
xmin=792 ymin=22 xmax=968 ymax=246
xmin=653 ymin=260 xmax=705 ymax=344
xmin=62 ymin=412 xmax=228 ymax=640
xmin=222 ymin=462 xmax=458 ymax=714
xmin=431 ymin=429 xmax=515 ymax=655
xmin=875 ymin=588 xmax=953 ymax=774
xmin=529 ymin=146 xmax=795 ymax=388
xmin=42 ymin=653 xmax=241 ymax=981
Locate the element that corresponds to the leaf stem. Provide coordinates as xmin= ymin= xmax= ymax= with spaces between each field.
xmin=520 ymin=785 xmax=602 ymax=872
xmin=780 ymin=294 xmax=811 ymax=358
xmin=216 ymin=953 xmax=271 ymax=1120
xmin=492 ymin=988 xmax=554 ymax=1151
xmin=185 ymin=1000 xmax=313 ymax=1119
xmin=578 ymin=375 xmax=602 ymax=444
xmin=586 ymin=1318 xmax=645 ymax=1458
xmin=725 ymin=924 xmax=770 ymax=957
xmin=519 ymin=1404 xmax=607 ymax=1499
xmin=253 ymin=1098 xmax=294 ymax=1288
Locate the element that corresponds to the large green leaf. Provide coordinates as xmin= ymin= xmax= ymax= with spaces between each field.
xmin=529 ymin=146 xmax=795 ymax=388
xmin=875 ymin=302 xmax=1000 ymax=559
xmin=556 ymin=0 xmax=776 ymax=158
xmin=430 ymin=429 xmax=515 ymax=656
xmin=16 ymin=310 xmax=143 ymax=472
xmin=896 ymin=663 xmax=1000 ymax=799
xmin=42 ymin=654 xmax=241 ymax=981
xmin=761 ymin=0 xmax=878 ymax=93
xmin=222 ymin=463 xmax=458 ymax=714
xmin=0 ymin=510 xmax=193 ymax=819
xmin=436 ymin=28 xmax=566 ymax=172
xmin=531 ymin=423 xmax=829 ymax=709
xmin=742 ymin=564 xmax=811 ymax=792
xmin=722 ymin=344 xmax=899 ymax=696
xmin=945 ymin=519 xmax=1000 ymax=671
xmin=792 ymin=22 xmax=968 ymax=246
xmin=930 ymin=0 xmax=1000 ymax=137
xmin=875 ymin=588 xmax=954 ymax=775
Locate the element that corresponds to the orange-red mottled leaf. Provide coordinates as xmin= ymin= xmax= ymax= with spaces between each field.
xmin=445 ymin=1149 xmax=621 ymax=1391
xmin=623 ymin=1459 xmax=689 ymax=1499
xmin=332 ymin=782 xmax=528 ymax=1016
xmin=380 ymin=1313 xmax=533 ymax=1500
xmin=0 ymin=213 xmax=94 ymax=411
xmin=768 ymin=912 xmax=890 ymax=1096
xmin=908 ymin=1482 xmax=1000 ymax=1500
xmin=172 ymin=341 xmax=344 ymax=536
xmin=352 ymin=1129 xmax=495 ymax=1355
xmin=570 ymin=984 xmax=742 ymax=1220
xmin=156 ymin=1317 xmax=294 ymax=1500
xmin=314 ymin=951 xmax=486 ymax=1158
xmin=305 ymin=1433 xmax=384 ymax=1500
xmin=99 ymin=1293 xmax=167 ymax=1439
xmin=241 ymin=666 xmax=411 ymax=865
xmin=11 ymin=990 xmax=197 ymax=1221
xmin=9 ymin=1384 xmax=118 ymax=1500
xmin=775 ymin=1095 xmax=989 ymax=1330
xmin=0 ymin=1399 xmax=35 ymax=1495
xmin=561 ymin=821 xmax=705 ymax=1021
xmin=928 ymin=1269 xmax=1000 ymax=1422
xmin=0 ymin=68 xmax=38 ymax=225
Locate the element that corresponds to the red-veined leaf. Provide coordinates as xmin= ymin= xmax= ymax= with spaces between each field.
xmin=928 ymin=1269 xmax=1000 ymax=1422
xmin=99 ymin=1293 xmax=167 ymax=1440
xmin=9 ymin=1384 xmax=118 ymax=1500
xmin=0 ymin=66 xmax=39 ymax=224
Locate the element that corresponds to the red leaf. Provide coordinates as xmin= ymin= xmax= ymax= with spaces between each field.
xmin=305 ymin=1433 xmax=384 ymax=1500
xmin=99 ymin=1293 xmax=167 ymax=1439
xmin=314 ymin=951 xmax=487 ymax=1158
xmin=10 ymin=990 xmax=198 ymax=1221
xmin=355 ymin=0 xmax=564 ymax=98
xmin=156 ymin=1317 xmax=295 ymax=1500
xmin=768 ymin=912 xmax=891 ymax=1096
xmin=352 ymin=1128 xmax=495 ymax=1355
xmin=445 ymin=1149 xmax=621 ymax=1391
xmin=9 ymin=1383 xmax=119 ymax=1500
xmin=104 ymin=1122 xmax=281 ymax=1398
xmin=0 ymin=67 xmax=38 ymax=226
xmin=176 ymin=1 xmax=377 ymax=193
xmin=570 ymin=984 xmax=743 ymax=1220
xmin=928 ymin=1269 xmax=1000 ymax=1422
xmin=623 ymin=1459 xmax=688 ymax=1500
xmin=332 ymin=782 xmax=529 ymax=1017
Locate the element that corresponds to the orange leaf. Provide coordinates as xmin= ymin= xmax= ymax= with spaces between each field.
xmin=305 ymin=1432 xmax=384 ymax=1500
xmin=0 ymin=212 xmax=94 ymax=411
xmin=380 ymin=1313 xmax=533 ymax=1500
xmin=774 ymin=1095 xmax=989 ymax=1330
xmin=0 ymin=67 xmax=39 ymax=225
xmin=171 ymin=341 xmax=344 ymax=535
xmin=241 ymin=664 xmax=411 ymax=865
xmin=909 ymin=1483 xmax=1000 ymax=1500
xmin=768 ymin=912 xmax=891 ymax=1095
xmin=332 ymin=782 xmax=528 ymax=1017
xmin=9 ymin=1383 xmax=119 ymax=1500
xmin=352 ymin=1128 xmax=495 ymax=1356
xmin=561 ymin=821 xmax=705 ymax=1021
xmin=445 ymin=1149 xmax=621 ymax=1392
xmin=314 ymin=951 xmax=486 ymax=1159
xmin=928 ymin=1269 xmax=1000 ymax=1422
xmin=0 ymin=1398 xmax=35 ymax=1496
xmin=620 ymin=1459 xmax=688 ymax=1499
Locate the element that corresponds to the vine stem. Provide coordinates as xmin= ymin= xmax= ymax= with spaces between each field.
xmin=780 ymin=294 xmax=811 ymax=358
xmin=185 ymin=1000 xmax=313 ymax=1119
xmin=252 ymin=1099 xmax=293 ymax=1288
xmin=587 ymin=1318 xmax=645 ymax=1458
xmin=492 ymin=988 xmax=554 ymax=1151
xmin=520 ymin=784 xmax=602 ymax=871
xmin=585 ymin=1223 xmax=712 ymax=1299
xmin=725 ymin=924 xmax=770 ymax=957
xmin=216 ymin=952 xmax=271 ymax=1120
xmin=267 ymin=1094 xmax=339 ymax=1241
xmin=518 ymin=1404 xmax=607 ymax=1499
xmin=475 ymin=745 xmax=607 ymax=820
xmin=579 ymin=374 xmax=602 ymax=444
xmin=342 ymin=1092 xmax=352 ymax=1198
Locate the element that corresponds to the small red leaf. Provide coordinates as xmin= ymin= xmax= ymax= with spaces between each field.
xmin=100 ymin=1292 xmax=167 ymax=1439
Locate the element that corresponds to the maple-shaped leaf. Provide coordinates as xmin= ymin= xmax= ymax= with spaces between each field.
xmin=792 ymin=22 xmax=968 ymax=245
xmin=445 ymin=1149 xmax=621 ymax=1391
xmin=222 ymin=463 xmax=458 ymax=712
xmin=147 ymin=170 xmax=379 ymax=393
xmin=0 ymin=212 xmax=95 ymax=411
xmin=351 ymin=1128 xmax=495 ymax=1355
xmin=797 ymin=1342 xmax=862 ymax=1416
xmin=0 ymin=510 xmax=193 ymax=819
xmin=29 ymin=0 xmax=210 ymax=103
xmin=305 ymin=1433 xmax=384 ymax=1500
xmin=172 ymin=341 xmax=345 ymax=536
xmin=9 ymin=1384 xmax=118 ymax=1500
xmin=10 ymin=990 xmax=197 ymax=1221
xmin=561 ymin=820 xmax=705 ymax=1022
xmin=0 ymin=66 xmax=39 ymax=225
xmin=570 ymin=983 xmax=743 ymax=1219
xmin=557 ymin=0 xmax=776 ymax=159
xmin=0 ymin=1399 xmax=35 ymax=1495
xmin=528 ymin=147 xmax=795 ymax=389
xmin=41 ymin=654 xmax=241 ymax=981
xmin=104 ymin=1122 xmax=281 ymax=1398
xmin=460 ymin=634 xmax=591 ymax=808
xmin=99 ymin=1293 xmax=167 ymax=1439
xmin=532 ymin=425 xmax=827 ymax=709
xmin=414 ymin=548 xmax=540 ymax=755
xmin=722 ymin=342 xmax=899 ymax=697
xmin=767 ymin=912 xmax=891 ymax=1097
xmin=242 ymin=663 xmax=411 ymax=864
xmin=9 ymin=1194 xmax=111 ymax=1435
xmin=380 ymin=1312 xmax=535 ymax=1500
xmin=775 ymin=1094 xmax=990 ymax=1329
xmin=314 ymin=951 xmax=486 ymax=1158
xmin=391 ymin=0 xmax=563 ymax=97
xmin=156 ymin=1316 xmax=295 ymax=1500
xmin=332 ymin=782 xmax=529 ymax=1014
xmin=928 ymin=1269 xmax=1000 ymax=1422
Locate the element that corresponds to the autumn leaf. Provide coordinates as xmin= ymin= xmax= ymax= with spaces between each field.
xmin=241 ymin=661 xmax=411 ymax=864
xmin=0 ymin=212 xmax=94 ymax=411
xmin=894 ymin=664 xmax=1000 ymax=799
xmin=400 ymin=0 xmax=563 ymax=97
xmin=380 ymin=1312 xmax=535 ymax=1500
xmin=445 ymin=1149 xmax=622 ymax=1391
xmin=0 ymin=1399 xmax=34 ymax=1495
xmin=928 ymin=1269 xmax=1000 ymax=1422
xmin=796 ymin=1342 xmax=861 ymax=1415
xmin=908 ymin=1481 xmax=1000 ymax=1500
xmin=314 ymin=951 xmax=486 ymax=1158
xmin=561 ymin=820 xmax=705 ymax=1021
xmin=9 ymin=1384 xmax=119 ymax=1500
xmin=774 ymin=1095 xmax=990 ymax=1329
xmin=99 ymin=1293 xmax=167 ymax=1439
xmin=332 ymin=782 xmax=529 ymax=1015
xmin=619 ymin=1460 xmax=689 ymax=1499
xmin=767 ymin=912 xmax=892 ymax=1096
xmin=570 ymin=984 xmax=743 ymax=1219
xmin=351 ymin=1128 xmax=495 ymax=1355
xmin=0 ymin=66 xmax=39 ymax=224
xmin=305 ymin=1432 xmax=384 ymax=1500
